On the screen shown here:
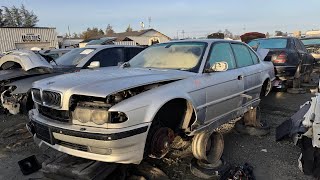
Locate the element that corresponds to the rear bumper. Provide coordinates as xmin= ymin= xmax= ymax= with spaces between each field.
xmin=274 ymin=66 xmax=297 ymax=80
xmin=28 ymin=109 xmax=150 ymax=164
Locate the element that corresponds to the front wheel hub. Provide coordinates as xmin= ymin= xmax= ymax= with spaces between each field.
xmin=150 ymin=127 xmax=175 ymax=159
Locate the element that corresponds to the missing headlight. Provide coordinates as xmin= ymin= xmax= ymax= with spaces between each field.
xmin=110 ymin=112 xmax=128 ymax=123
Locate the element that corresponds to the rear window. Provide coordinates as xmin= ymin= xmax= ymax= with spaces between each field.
xmin=301 ymin=38 xmax=320 ymax=46
xmin=255 ymin=39 xmax=288 ymax=49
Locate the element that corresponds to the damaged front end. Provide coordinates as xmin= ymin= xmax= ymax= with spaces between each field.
xmin=1 ymin=86 xmax=29 ymax=115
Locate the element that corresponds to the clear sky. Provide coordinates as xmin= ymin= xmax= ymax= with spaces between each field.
xmin=2 ymin=0 xmax=320 ymax=38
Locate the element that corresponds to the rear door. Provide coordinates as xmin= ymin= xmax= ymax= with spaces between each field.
xmin=204 ymin=42 xmax=244 ymax=123
xmin=231 ymin=43 xmax=262 ymax=105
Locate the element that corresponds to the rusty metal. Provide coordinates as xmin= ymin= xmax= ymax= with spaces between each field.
xmin=150 ymin=127 xmax=175 ymax=158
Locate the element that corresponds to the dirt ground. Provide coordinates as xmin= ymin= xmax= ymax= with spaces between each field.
xmin=0 ymin=89 xmax=318 ymax=180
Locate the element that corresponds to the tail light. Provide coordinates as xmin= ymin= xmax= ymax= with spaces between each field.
xmin=272 ymin=52 xmax=287 ymax=63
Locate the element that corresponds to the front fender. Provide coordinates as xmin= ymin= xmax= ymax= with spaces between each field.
xmin=108 ymin=86 xmax=197 ymax=129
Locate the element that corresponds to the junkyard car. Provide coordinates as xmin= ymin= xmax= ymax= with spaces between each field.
xmin=28 ymin=39 xmax=275 ymax=164
xmin=301 ymin=37 xmax=320 ymax=66
xmin=1 ymin=45 xmax=144 ymax=114
xmin=248 ymin=37 xmax=314 ymax=87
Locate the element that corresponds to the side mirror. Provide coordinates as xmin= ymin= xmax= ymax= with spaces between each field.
xmin=211 ymin=62 xmax=228 ymax=72
xmin=205 ymin=61 xmax=228 ymax=73
xmin=88 ymin=61 xmax=100 ymax=69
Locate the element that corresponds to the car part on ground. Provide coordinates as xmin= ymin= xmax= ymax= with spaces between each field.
xmin=18 ymin=155 xmax=42 ymax=175
xmin=190 ymin=158 xmax=229 ymax=179
xmin=220 ymin=163 xmax=255 ymax=180
xmin=28 ymin=39 xmax=274 ymax=165
xmin=276 ymin=82 xmax=320 ymax=178
xmin=235 ymin=107 xmax=270 ymax=136
xmin=192 ymin=131 xmax=224 ymax=164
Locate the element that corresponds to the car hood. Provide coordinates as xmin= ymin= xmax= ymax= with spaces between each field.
xmin=33 ymin=67 xmax=195 ymax=98
xmin=0 ymin=50 xmax=52 ymax=71
xmin=0 ymin=69 xmax=50 ymax=82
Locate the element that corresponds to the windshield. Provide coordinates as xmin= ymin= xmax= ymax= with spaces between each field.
xmin=249 ymin=39 xmax=288 ymax=49
xmin=301 ymin=38 xmax=320 ymax=46
xmin=128 ymin=42 xmax=206 ymax=72
xmin=55 ymin=48 xmax=95 ymax=66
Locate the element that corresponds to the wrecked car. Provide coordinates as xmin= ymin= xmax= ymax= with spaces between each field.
xmin=248 ymin=37 xmax=314 ymax=88
xmin=1 ymin=45 xmax=145 ymax=114
xmin=301 ymin=36 xmax=320 ymax=66
xmin=28 ymin=39 xmax=275 ymax=165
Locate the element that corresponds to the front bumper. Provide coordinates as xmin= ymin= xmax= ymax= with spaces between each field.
xmin=28 ymin=109 xmax=150 ymax=164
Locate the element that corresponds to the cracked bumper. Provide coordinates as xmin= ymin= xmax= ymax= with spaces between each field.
xmin=28 ymin=109 xmax=150 ymax=164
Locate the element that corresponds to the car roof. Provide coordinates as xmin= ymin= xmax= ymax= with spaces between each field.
xmin=85 ymin=45 xmax=144 ymax=49
xmin=169 ymin=39 xmax=243 ymax=44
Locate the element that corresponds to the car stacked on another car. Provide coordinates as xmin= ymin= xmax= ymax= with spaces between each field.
xmin=248 ymin=37 xmax=314 ymax=88
xmin=28 ymin=39 xmax=274 ymax=165
xmin=1 ymin=45 xmax=144 ymax=114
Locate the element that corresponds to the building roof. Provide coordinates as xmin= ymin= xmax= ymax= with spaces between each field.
xmin=106 ymin=28 xmax=171 ymax=40
xmin=0 ymin=27 xmax=56 ymax=29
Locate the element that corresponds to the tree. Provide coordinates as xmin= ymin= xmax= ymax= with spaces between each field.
xmin=125 ymin=24 xmax=132 ymax=32
xmin=275 ymin=31 xmax=287 ymax=37
xmin=266 ymin=32 xmax=270 ymax=38
xmin=224 ymin=29 xmax=233 ymax=39
xmin=80 ymin=27 xmax=105 ymax=40
xmin=0 ymin=4 xmax=38 ymax=27
xmin=106 ymin=24 xmax=114 ymax=35
xmin=72 ymin=32 xmax=79 ymax=38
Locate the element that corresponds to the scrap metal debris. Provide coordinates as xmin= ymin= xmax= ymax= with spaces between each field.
xmin=220 ymin=163 xmax=255 ymax=180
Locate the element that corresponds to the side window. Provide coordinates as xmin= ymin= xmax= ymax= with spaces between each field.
xmin=231 ymin=43 xmax=254 ymax=67
xmin=207 ymin=43 xmax=236 ymax=70
xmin=248 ymin=48 xmax=259 ymax=64
xmin=298 ymin=39 xmax=307 ymax=52
xmin=90 ymin=48 xmax=124 ymax=67
xmin=126 ymin=47 xmax=144 ymax=61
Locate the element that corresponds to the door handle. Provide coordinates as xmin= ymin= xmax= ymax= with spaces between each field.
xmin=238 ymin=75 xmax=243 ymax=80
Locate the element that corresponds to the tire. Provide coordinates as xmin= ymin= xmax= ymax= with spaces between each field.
xmin=260 ymin=79 xmax=271 ymax=98
xmin=192 ymin=132 xmax=224 ymax=164
xmin=235 ymin=119 xmax=270 ymax=136
xmin=190 ymin=158 xmax=229 ymax=179
xmin=132 ymin=162 xmax=169 ymax=180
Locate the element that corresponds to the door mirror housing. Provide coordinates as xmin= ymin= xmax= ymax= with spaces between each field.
xmin=212 ymin=62 xmax=228 ymax=72
xmin=88 ymin=61 xmax=100 ymax=69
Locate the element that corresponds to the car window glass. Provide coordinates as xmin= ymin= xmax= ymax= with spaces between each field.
xmin=248 ymin=48 xmax=259 ymax=64
xmin=127 ymin=48 xmax=144 ymax=61
xmin=298 ymin=40 xmax=307 ymax=52
xmin=231 ymin=43 xmax=254 ymax=67
xmin=207 ymin=43 xmax=236 ymax=70
xmin=90 ymin=48 xmax=124 ymax=67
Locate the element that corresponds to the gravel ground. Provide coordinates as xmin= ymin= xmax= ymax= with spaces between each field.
xmin=0 ymin=90 xmax=317 ymax=180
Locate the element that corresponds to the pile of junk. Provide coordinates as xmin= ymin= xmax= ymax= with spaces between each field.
xmin=276 ymin=82 xmax=320 ymax=178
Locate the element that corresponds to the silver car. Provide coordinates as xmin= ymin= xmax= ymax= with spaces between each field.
xmin=28 ymin=39 xmax=275 ymax=164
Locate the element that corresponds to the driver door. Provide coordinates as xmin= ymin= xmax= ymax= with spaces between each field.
xmin=203 ymin=42 xmax=244 ymax=124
